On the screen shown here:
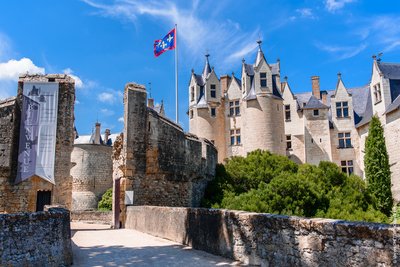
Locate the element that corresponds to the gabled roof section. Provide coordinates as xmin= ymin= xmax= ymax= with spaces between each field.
xmin=303 ymin=95 xmax=329 ymax=109
xmin=243 ymin=62 xmax=255 ymax=76
xmin=333 ymin=73 xmax=351 ymax=97
xmin=377 ymin=62 xmax=400 ymax=80
xmin=270 ymin=63 xmax=279 ymax=75
xmin=355 ymin=88 xmax=373 ymax=128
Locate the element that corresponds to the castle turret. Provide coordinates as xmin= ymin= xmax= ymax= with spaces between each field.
xmin=188 ymin=54 xmax=222 ymax=154
xmin=241 ymin=40 xmax=286 ymax=156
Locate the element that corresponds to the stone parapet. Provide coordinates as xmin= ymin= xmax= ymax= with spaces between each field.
xmin=126 ymin=206 xmax=400 ymax=266
xmin=0 ymin=207 xmax=72 ymax=266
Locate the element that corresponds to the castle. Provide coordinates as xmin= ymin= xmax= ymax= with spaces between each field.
xmin=188 ymin=41 xmax=400 ymax=202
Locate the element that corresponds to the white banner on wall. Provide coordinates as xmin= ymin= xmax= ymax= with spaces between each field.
xmin=15 ymin=82 xmax=59 ymax=184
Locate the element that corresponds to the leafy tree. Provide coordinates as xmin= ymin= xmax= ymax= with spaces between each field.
xmin=364 ymin=116 xmax=393 ymax=216
xmin=98 ymin=188 xmax=113 ymax=211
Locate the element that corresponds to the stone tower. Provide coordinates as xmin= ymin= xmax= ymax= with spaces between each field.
xmin=188 ymin=54 xmax=224 ymax=159
xmin=240 ymin=41 xmax=285 ymax=156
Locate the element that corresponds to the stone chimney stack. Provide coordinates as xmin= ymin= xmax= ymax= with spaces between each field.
xmin=104 ymin=129 xmax=111 ymax=145
xmin=220 ymin=75 xmax=231 ymax=96
xmin=94 ymin=122 xmax=101 ymax=144
xmin=311 ymin=76 xmax=320 ymax=99
xmin=147 ymin=98 xmax=154 ymax=108
xmin=321 ymin=91 xmax=328 ymax=105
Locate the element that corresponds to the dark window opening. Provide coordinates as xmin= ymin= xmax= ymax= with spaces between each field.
xmin=210 ymin=84 xmax=216 ymax=98
xmin=313 ymin=109 xmax=319 ymax=116
xmin=260 ymin=72 xmax=267 ymax=87
xmin=36 ymin=190 xmax=51 ymax=212
xmin=285 ymin=105 xmax=291 ymax=121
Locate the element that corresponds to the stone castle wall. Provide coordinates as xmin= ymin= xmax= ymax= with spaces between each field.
xmin=126 ymin=206 xmax=400 ymax=267
xmin=0 ymin=207 xmax=72 ymax=266
xmin=114 ymin=83 xmax=217 ymax=225
xmin=71 ymin=144 xmax=113 ymax=210
xmin=0 ymin=74 xmax=75 ymax=213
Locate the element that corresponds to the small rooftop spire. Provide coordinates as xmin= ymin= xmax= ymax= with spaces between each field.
xmin=255 ymin=39 xmax=265 ymax=67
xmin=337 ymin=72 xmax=342 ymax=79
xmin=202 ymin=53 xmax=211 ymax=78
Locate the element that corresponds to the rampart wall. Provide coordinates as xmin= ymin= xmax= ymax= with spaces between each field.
xmin=114 ymin=83 xmax=217 ymax=225
xmin=126 ymin=206 xmax=400 ymax=266
xmin=0 ymin=207 xmax=72 ymax=266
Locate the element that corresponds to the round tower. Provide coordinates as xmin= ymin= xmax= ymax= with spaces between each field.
xmin=189 ymin=54 xmax=222 ymax=147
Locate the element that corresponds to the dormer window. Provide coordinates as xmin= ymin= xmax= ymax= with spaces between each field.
xmin=336 ymin=101 xmax=349 ymax=118
xmin=260 ymin=72 xmax=267 ymax=87
xmin=374 ymin=83 xmax=382 ymax=104
xmin=210 ymin=84 xmax=216 ymax=98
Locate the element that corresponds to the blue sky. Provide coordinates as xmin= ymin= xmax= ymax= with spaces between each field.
xmin=1 ymin=0 xmax=400 ymax=134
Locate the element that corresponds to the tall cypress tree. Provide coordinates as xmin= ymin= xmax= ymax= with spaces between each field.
xmin=364 ymin=116 xmax=393 ymax=216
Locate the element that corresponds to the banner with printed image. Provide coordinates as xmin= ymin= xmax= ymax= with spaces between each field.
xmin=16 ymin=82 xmax=59 ymax=184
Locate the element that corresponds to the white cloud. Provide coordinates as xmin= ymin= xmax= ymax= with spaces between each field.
xmin=98 ymin=92 xmax=116 ymax=104
xmin=325 ymin=0 xmax=356 ymax=13
xmin=118 ymin=117 xmax=124 ymax=123
xmin=83 ymin=0 xmax=262 ymax=69
xmin=63 ymin=68 xmax=84 ymax=89
xmin=296 ymin=8 xmax=316 ymax=19
xmin=100 ymin=108 xmax=115 ymax=116
xmin=0 ymin=58 xmax=45 ymax=81
xmin=315 ymin=43 xmax=367 ymax=60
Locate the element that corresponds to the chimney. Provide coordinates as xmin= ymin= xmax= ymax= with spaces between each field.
xmin=311 ymin=76 xmax=320 ymax=99
xmin=220 ymin=75 xmax=232 ymax=96
xmin=147 ymin=98 xmax=154 ymax=108
xmin=104 ymin=129 xmax=111 ymax=145
xmin=321 ymin=91 xmax=328 ymax=105
xmin=94 ymin=122 xmax=101 ymax=144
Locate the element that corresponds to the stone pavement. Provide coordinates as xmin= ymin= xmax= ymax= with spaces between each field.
xmin=71 ymin=222 xmax=240 ymax=266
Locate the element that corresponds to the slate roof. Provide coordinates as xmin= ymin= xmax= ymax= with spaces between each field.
xmin=378 ymin=62 xmax=400 ymax=80
xmin=244 ymin=63 xmax=255 ymax=76
xmin=75 ymin=133 xmax=119 ymax=145
xmin=194 ymin=74 xmax=205 ymax=86
xmin=294 ymin=85 xmax=372 ymax=127
xmin=384 ymin=94 xmax=400 ymax=115
xmin=303 ymin=95 xmax=329 ymax=109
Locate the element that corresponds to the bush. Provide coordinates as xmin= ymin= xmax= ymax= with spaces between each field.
xmin=202 ymin=150 xmax=388 ymax=223
xmin=98 ymin=188 xmax=113 ymax=211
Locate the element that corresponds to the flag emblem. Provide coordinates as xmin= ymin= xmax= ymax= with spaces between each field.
xmin=154 ymin=28 xmax=176 ymax=57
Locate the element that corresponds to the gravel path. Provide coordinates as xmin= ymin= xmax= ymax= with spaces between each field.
xmin=71 ymin=222 xmax=240 ymax=267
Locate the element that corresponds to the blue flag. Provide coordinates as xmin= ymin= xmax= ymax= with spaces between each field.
xmin=154 ymin=28 xmax=176 ymax=57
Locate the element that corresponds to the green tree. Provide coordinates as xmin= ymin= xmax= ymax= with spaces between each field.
xmin=364 ymin=116 xmax=393 ymax=216
xmin=98 ymin=188 xmax=113 ymax=211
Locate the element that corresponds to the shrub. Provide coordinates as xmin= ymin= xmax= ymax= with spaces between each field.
xmin=364 ymin=116 xmax=393 ymax=216
xmin=98 ymin=188 xmax=113 ymax=211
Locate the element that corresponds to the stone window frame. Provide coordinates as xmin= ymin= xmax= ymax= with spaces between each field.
xmin=285 ymin=104 xmax=291 ymax=121
xmin=210 ymin=84 xmax=216 ymax=98
xmin=286 ymin=135 xmax=292 ymax=151
xmin=341 ymin=160 xmax=354 ymax=175
xmin=229 ymin=100 xmax=240 ymax=117
xmin=190 ymin=86 xmax=195 ymax=102
xmin=336 ymin=101 xmax=349 ymax=118
xmin=189 ymin=109 xmax=193 ymax=119
xmin=260 ymin=72 xmax=267 ymax=88
xmin=338 ymin=132 xmax=352 ymax=148
xmin=313 ymin=109 xmax=319 ymax=117
xmin=373 ymin=83 xmax=382 ymax=104
xmin=230 ymin=128 xmax=241 ymax=146
xmin=210 ymin=107 xmax=216 ymax=117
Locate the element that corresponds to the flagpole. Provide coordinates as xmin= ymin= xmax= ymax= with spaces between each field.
xmin=175 ymin=23 xmax=178 ymax=124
